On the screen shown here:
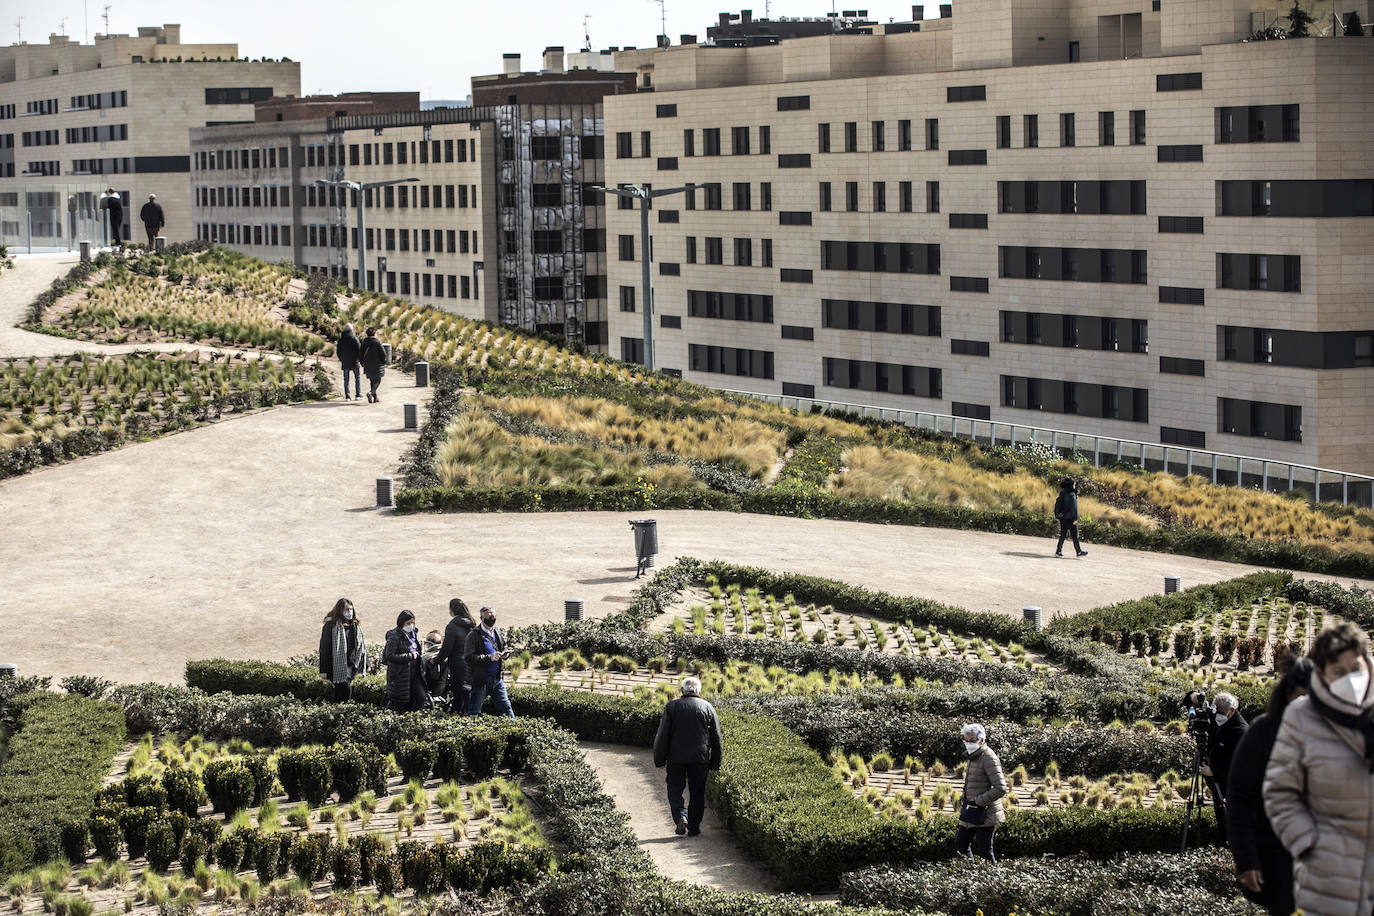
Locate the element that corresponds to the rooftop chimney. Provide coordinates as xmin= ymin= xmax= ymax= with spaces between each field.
xmin=680 ymin=33 xmax=698 ymax=44
xmin=741 ymin=9 xmax=752 ymax=23
xmin=502 ymin=53 xmax=521 ymax=74
xmin=542 ymin=46 xmax=564 ymax=72
xmin=656 ymin=33 xmax=671 ymax=47
xmin=719 ymin=12 xmax=733 ymax=27
xmin=939 ymin=3 xmax=952 ymax=17
xmin=162 ymin=24 xmax=181 ymax=44
xmin=912 ymin=5 xmax=924 ymax=19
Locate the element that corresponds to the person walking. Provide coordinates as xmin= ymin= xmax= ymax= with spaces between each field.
xmin=336 ymin=324 xmax=362 ymax=401
xmin=1053 ymin=477 xmax=1088 ymax=558
xmin=359 ymin=327 xmax=386 ymax=404
xmin=956 ymin=723 xmax=1008 ymax=862
xmin=1200 ymin=690 xmax=1247 ymax=843
xmin=1264 ymin=622 xmax=1374 ymax=916
xmin=99 ymin=189 xmax=123 ymax=247
xmin=464 ymin=607 xmax=515 ymax=718
xmin=1227 ymin=653 xmax=1311 ymax=916
xmin=653 ymin=676 xmax=724 ymax=837
xmin=318 ymin=598 xmax=367 ymax=702
xmin=383 ymin=610 xmax=428 ymax=712
xmin=436 ymin=598 xmax=476 ymax=713
xmin=139 ymin=194 xmax=165 ymax=247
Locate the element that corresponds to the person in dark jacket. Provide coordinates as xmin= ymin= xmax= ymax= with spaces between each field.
xmin=359 ymin=328 xmax=386 ymax=403
xmin=464 ymin=607 xmax=515 ymax=717
xmin=318 ymin=597 xmax=367 ymax=701
xmin=383 ymin=609 xmax=428 ymax=712
xmin=1227 ymin=653 xmax=1310 ymax=916
xmin=653 ymin=676 xmax=724 ymax=836
xmin=436 ymin=598 xmax=476 ymax=713
xmin=100 ymin=189 xmax=123 ymax=246
xmin=1201 ymin=690 xmax=1246 ymax=843
xmin=139 ymin=194 xmax=165 ymax=247
xmin=421 ymin=629 xmax=446 ymax=696
xmin=336 ymin=324 xmax=362 ymax=401
xmin=1053 ymin=477 xmax=1088 ymax=558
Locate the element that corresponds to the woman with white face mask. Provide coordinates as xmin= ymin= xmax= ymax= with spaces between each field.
xmin=319 ymin=598 xmax=367 ymax=702
xmin=1264 ymin=622 xmax=1374 ymax=916
xmin=956 ymin=723 xmax=1008 ymax=862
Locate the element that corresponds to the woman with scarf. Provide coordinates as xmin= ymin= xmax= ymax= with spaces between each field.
xmin=319 ymin=598 xmax=367 ymax=702
xmin=1264 ymin=622 xmax=1374 ymax=916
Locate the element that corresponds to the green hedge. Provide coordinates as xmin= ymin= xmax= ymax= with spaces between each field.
xmin=185 ymin=658 xmax=388 ymax=705
xmin=0 ymin=694 xmax=126 ymax=876
xmin=1287 ymin=579 xmax=1374 ymax=632
xmin=1046 ymin=571 xmax=1293 ymax=637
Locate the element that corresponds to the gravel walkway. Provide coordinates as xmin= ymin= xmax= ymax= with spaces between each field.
xmin=579 ymin=742 xmax=773 ymax=893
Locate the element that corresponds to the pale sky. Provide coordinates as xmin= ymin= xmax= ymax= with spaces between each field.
xmin=6 ymin=0 xmax=930 ymax=99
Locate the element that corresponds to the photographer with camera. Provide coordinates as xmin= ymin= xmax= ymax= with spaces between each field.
xmin=1226 ymin=653 xmax=1310 ymax=916
xmin=1200 ymin=691 xmax=1246 ymax=843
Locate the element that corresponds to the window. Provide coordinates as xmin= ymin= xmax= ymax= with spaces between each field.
xmin=1158 ymin=144 xmax=1203 ymax=162
xmin=661 ymin=314 xmax=682 ymax=328
xmin=1023 ymin=114 xmax=1038 ymax=148
xmin=1158 ymin=216 xmax=1204 ymax=233
xmin=1099 ymin=111 xmax=1115 ymax=146
xmin=782 ymin=382 xmax=816 ymax=397
xmin=703 ymin=128 xmax=721 ymax=156
xmin=873 ymin=182 xmax=887 ymax=212
xmin=616 ymin=132 xmax=633 ymax=158
xmin=996 ymin=115 xmax=1010 ymax=148
xmin=533 ymin=277 xmax=564 ymax=299
xmin=781 ymin=325 xmax=814 ymax=340
xmin=951 ymin=276 xmax=989 ymax=292
xmin=533 ymin=183 xmax=562 ymax=207
xmin=761 ymin=238 xmax=773 ymax=267
xmin=733 ymin=182 xmax=752 ymax=211
xmin=845 ymin=182 xmax=859 ymax=212
xmin=705 ymin=237 xmax=723 ymax=265
xmin=733 ymin=238 xmax=753 ymax=266
xmin=618 ymin=235 xmax=635 ymax=261
xmin=657 ymin=157 xmax=679 ymax=170
xmin=688 ymin=289 xmax=773 ymax=322
xmin=683 ymin=129 xmax=695 ymax=157
xmin=658 ymin=210 xmax=680 ymax=224
xmin=533 ymin=230 xmax=562 ymax=254
xmin=1160 ymin=286 xmax=1205 ymax=305
xmin=760 ymin=182 xmax=772 ymax=211
xmin=1156 ymin=72 xmax=1203 ymax=91
xmin=1218 ymin=179 xmax=1374 ymax=217
xmin=998 ymin=181 xmax=1146 ymax=215
xmin=844 ymin=122 xmax=858 ymax=153
xmin=621 ymin=337 xmax=645 ymax=364
xmin=1160 ymin=427 xmax=1206 ymax=448
xmin=824 ymin=358 xmax=942 ymax=398
xmin=872 ymin=121 xmax=885 ymax=152
xmin=1217 ymin=104 xmax=1300 ymax=143
xmin=1001 ymin=375 xmax=1149 ymax=422
xmin=689 ymin=344 xmax=774 ymax=379
xmin=619 ymin=286 xmax=636 ymax=312
xmin=952 ymin=402 xmax=991 ymax=420
xmin=1219 ymin=398 xmax=1302 ymax=441
xmin=640 ymin=131 xmax=652 ymax=158
xmin=780 ymin=269 xmax=813 ymax=283
xmin=204 ymin=87 xmax=272 ymax=105
xmin=777 ymin=95 xmax=811 ymax=111
xmin=1060 ymin=113 xmax=1076 ymax=147
xmin=818 ymin=123 xmax=831 ymax=153
xmin=925 ymin=118 xmax=939 ymax=150
xmin=949 ymin=213 xmax=988 ymax=229
xmin=927 ymin=181 xmax=940 ymax=213
xmin=531 ymin=136 xmax=561 ymax=159
xmin=951 ymin=339 xmax=990 ymax=356
xmin=946 ymin=85 xmax=987 ymax=102
xmin=1160 ymin=356 xmax=1205 ymax=376
xmin=823 ymin=299 xmax=941 ymax=336
xmin=732 ymin=126 xmax=751 ymax=155
xmin=819 ymin=182 xmax=832 ymax=211
xmin=778 ymin=153 xmax=811 ymax=168
xmin=1130 ymin=109 xmax=1147 ymax=145
xmin=703 ymin=183 xmax=722 ymax=210
xmin=659 ymin=262 xmax=680 ymax=276
xmin=760 ymin=126 xmax=771 ymax=154
xmin=1216 ymin=326 xmax=1374 ymax=369
xmin=656 ymin=103 xmax=678 ymax=117
xmin=948 ymin=149 xmax=987 ymax=165
xmin=780 ymin=211 xmax=812 ymax=226
xmin=820 ymin=240 xmax=941 ymax=274
xmin=898 ymin=119 xmax=912 ymax=151
xmin=1217 ymin=253 xmax=1301 ymax=292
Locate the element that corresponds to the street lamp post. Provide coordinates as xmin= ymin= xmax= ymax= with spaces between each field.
xmin=594 ymin=183 xmax=691 ymax=372
xmin=316 ymin=177 xmax=419 ymax=292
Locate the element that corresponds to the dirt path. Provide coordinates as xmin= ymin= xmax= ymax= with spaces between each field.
xmin=579 ymin=742 xmax=773 ymax=893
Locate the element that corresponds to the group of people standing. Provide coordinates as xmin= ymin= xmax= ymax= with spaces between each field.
xmin=317 ymin=598 xmax=515 ymax=718
xmin=335 ymin=325 xmax=389 ymax=403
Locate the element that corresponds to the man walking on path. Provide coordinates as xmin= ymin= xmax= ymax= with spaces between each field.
xmin=1053 ymin=477 xmax=1088 ymax=558
xmin=100 ymin=189 xmax=123 ymax=246
xmin=653 ymin=676 xmax=724 ymax=837
xmin=336 ymin=324 xmax=362 ymax=400
xmin=140 ymin=194 xmax=165 ymax=247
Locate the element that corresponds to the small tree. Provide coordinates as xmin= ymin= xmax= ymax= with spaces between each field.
xmin=1345 ymin=10 xmax=1364 ymax=35
xmin=1288 ymin=1 xmax=1315 ymax=37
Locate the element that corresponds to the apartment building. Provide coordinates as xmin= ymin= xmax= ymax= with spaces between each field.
xmin=602 ymin=0 xmax=1374 ymax=476
xmin=0 ymin=25 xmax=299 ymax=244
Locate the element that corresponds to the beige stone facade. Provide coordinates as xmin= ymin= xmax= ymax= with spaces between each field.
xmin=0 ymin=25 xmax=299 ymax=243
xmin=602 ymin=1 xmax=1374 ymax=476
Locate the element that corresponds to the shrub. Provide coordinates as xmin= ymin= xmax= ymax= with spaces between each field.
xmin=434 ymin=737 xmax=466 ymax=781
xmin=350 ymin=833 xmax=386 ymax=886
xmin=395 ymin=740 xmax=437 ymax=782
xmin=90 ymin=816 xmax=121 ymax=862
xmin=122 ymin=773 xmax=167 ymax=810
xmin=161 ymin=766 xmax=202 ymax=817
xmin=462 ymin=728 xmax=506 ymax=778
xmin=1047 ymin=572 xmax=1291 ymax=638
xmin=373 ymin=853 xmax=402 ymax=897
xmin=274 ymin=750 xmax=306 ymax=801
xmin=180 ymin=835 xmax=207 ymax=873
xmin=253 ymin=835 xmax=280 ymax=884
xmin=58 ymin=819 xmax=89 ymax=865
xmin=330 ymin=844 xmax=361 ymax=889
xmin=206 ymin=763 xmax=255 ymax=816
xmin=298 ymin=751 xmax=333 ymax=807
xmin=288 ymin=836 xmax=323 ymax=883
xmin=116 ymin=806 xmax=159 ymax=860
xmin=329 ymin=746 xmax=368 ymax=802
xmin=144 ymin=820 xmax=178 ymax=873
xmin=398 ymin=842 xmax=443 ymax=895
xmin=214 ymin=833 xmax=244 ymax=873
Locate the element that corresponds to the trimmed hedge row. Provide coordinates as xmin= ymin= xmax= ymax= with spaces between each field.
xmin=1046 ymin=571 xmax=1293 ymax=638
xmin=1287 ymin=579 xmax=1374 ymax=632
xmin=0 ymin=693 xmax=127 ymax=877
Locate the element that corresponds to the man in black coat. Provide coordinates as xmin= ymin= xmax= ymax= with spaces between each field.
xmin=336 ymin=324 xmax=362 ymax=401
xmin=436 ymin=598 xmax=475 ymax=712
xmin=1200 ymin=690 xmax=1246 ymax=843
xmin=100 ymin=189 xmax=124 ymax=246
xmin=139 ymin=194 xmax=165 ymax=247
xmin=463 ymin=607 xmax=515 ymax=717
xmin=359 ymin=327 xmax=386 ymax=404
xmin=653 ymin=676 xmax=724 ymax=836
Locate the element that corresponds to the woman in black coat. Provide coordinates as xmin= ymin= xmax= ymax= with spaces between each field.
xmin=436 ymin=598 xmax=476 ymax=713
xmin=383 ymin=609 xmax=428 ymax=712
xmin=318 ymin=598 xmax=366 ymax=702
xmin=1227 ymin=653 xmax=1312 ymax=916
xmin=359 ymin=327 xmax=386 ymax=404
xmin=336 ymin=324 xmax=362 ymax=401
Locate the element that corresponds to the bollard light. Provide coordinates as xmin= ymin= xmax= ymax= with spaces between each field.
xmin=1022 ymin=606 xmax=1044 ymax=631
xmin=403 ymin=403 xmax=418 ymax=429
xmin=414 ymin=361 xmax=430 ymax=387
xmin=1164 ymin=576 xmax=1181 ymax=595
xmin=565 ymin=599 xmax=585 ymax=621
xmin=376 ymin=477 xmax=394 ymax=508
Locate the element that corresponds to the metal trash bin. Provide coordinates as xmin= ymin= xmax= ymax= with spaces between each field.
xmin=376 ymin=477 xmax=394 ymax=508
xmin=403 ymin=403 xmax=418 ymax=429
xmin=1023 ymin=606 xmax=1044 ymax=631
xmin=414 ymin=361 xmax=430 ymax=387
xmin=629 ymin=518 xmax=658 ymax=578
xmin=1164 ymin=576 xmax=1181 ymax=595
xmin=565 ymin=599 xmax=585 ymax=621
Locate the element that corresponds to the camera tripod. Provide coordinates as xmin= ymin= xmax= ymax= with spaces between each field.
xmin=1180 ymin=735 xmax=1224 ymax=852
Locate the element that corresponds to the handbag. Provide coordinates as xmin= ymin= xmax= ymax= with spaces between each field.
xmin=959 ymin=801 xmax=987 ymax=825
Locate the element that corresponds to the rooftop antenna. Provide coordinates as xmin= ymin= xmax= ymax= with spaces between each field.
xmin=59 ymin=16 xmax=68 ymax=36
xmin=84 ymin=0 xmax=88 ymax=41
xmin=102 ymin=5 xmax=111 ymax=36
xmin=14 ymin=16 xmax=21 ymax=43
xmin=648 ymin=0 xmax=667 ymax=42
xmin=583 ymin=14 xmax=592 ymax=52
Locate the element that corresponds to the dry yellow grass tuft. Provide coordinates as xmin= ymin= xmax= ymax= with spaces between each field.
xmin=834 ymin=445 xmax=1154 ymax=528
